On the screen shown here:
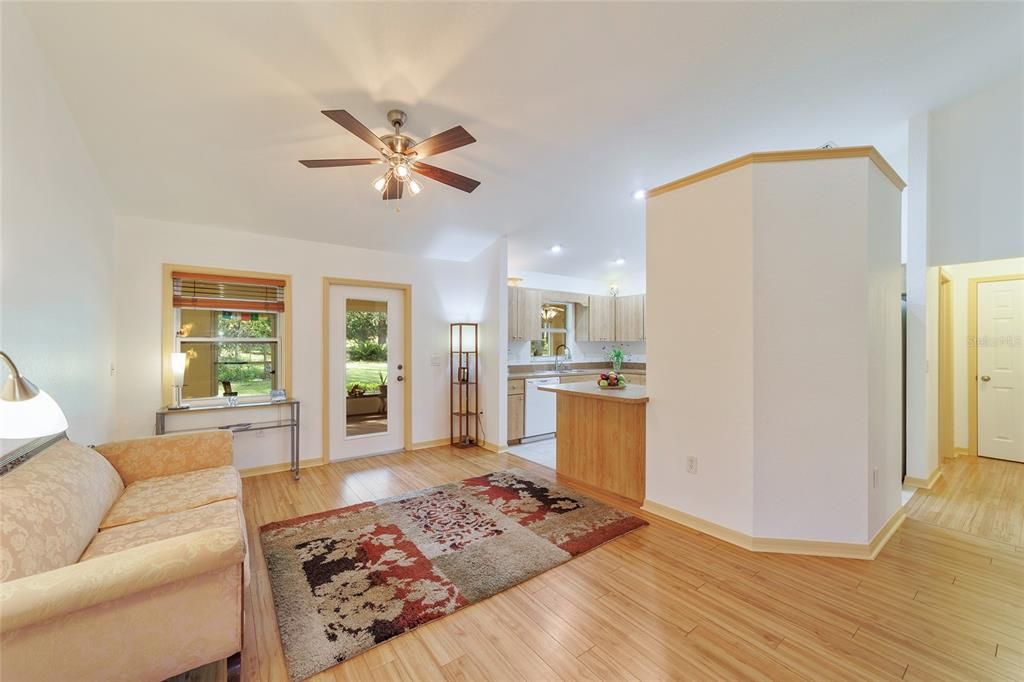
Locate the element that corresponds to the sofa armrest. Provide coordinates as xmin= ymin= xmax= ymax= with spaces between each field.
xmin=93 ymin=430 xmax=233 ymax=484
xmin=0 ymin=525 xmax=244 ymax=634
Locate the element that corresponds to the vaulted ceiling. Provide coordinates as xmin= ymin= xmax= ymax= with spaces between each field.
xmin=20 ymin=2 xmax=1023 ymax=287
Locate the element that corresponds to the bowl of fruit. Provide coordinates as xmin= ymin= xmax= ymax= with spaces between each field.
xmin=597 ymin=372 xmax=627 ymax=389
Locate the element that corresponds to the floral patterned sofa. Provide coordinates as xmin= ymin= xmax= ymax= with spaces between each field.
xmin=0 ymin=430 xmax=247 ymax=681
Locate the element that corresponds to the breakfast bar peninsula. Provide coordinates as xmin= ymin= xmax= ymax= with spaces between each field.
xmin=538 ymin=382 xmax=649 ymax=504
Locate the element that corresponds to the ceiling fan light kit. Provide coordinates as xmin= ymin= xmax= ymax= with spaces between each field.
xmin=299 ymin=108 xmax=480 ymax=201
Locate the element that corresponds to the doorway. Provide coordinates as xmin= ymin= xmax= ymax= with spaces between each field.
xmin=323 ymin=279 xmax=411 ymax=461
xmin=969 ymin=274 xmax=1024 ymax=462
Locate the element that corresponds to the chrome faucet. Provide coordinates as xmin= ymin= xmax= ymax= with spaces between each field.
xmin=554 ymin=344 xmax=572 ymax=371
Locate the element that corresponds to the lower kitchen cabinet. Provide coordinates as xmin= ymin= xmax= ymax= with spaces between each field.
xmin=507 ymin=393 xmax=525 ymax=442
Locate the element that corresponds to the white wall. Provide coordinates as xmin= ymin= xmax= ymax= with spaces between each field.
xmin=468 ymin=238 xmax=508 ymax=449
xmin=942 ymin=257 xmax=1024 ymax=449
xmin=114 ymin=217 xmax=505 ymax=469
xmin=751 ymin=159 xmax=870 ymax=544
xmin=1 ymin=5 xmax=116 ymax=453
xmin=507 ymin=270 xmax=617 ymax=296
xmin=927 ymin=73 xmax=1024 ymax=267
xmin=646 ymin=165 xmax=755 ymax=536
xmin=904 ymin=113 xmax=935 ymax=481
xmin=866 ymin=165 xmax=906 ymax=537
xmin=647 ymin=155 xmax=903 ymax=545
xmin=905 ymin=73 xmax=1023 ymax=482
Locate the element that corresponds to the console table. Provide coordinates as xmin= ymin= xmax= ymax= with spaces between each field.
xmin=155 ymin=400 xmax=301 ymax=480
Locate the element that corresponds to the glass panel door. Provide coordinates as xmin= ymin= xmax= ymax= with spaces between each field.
xmin=345 ymin=298 xmax=389 ymax=437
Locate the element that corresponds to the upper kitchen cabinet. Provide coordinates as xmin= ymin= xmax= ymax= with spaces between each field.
xmin=508 ymin=286 xmax=543 ymax=342
xmin=576 ymin=294 xmax=616 ymax=342
xmin=615 ymin=294 xmax=645 ymax=341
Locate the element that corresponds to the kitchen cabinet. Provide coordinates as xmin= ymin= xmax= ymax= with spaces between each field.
xmin=507 ymin=379 xmax=525 ymax=443
xmin=508 ymin=287 xmax=543 ymax=342
xmin=576 ymin=295 xmax=616 ymax=342
xmin=614 ymin=294 xmax=645 ymax=342
xmin=507 ymin=394 xmax=525 ymax=442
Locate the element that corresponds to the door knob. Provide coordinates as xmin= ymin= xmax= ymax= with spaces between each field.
xmin=396 ymin=376 xmax=404 ymax=382
xmin=980 ymin=375 xmax=991 ymax=382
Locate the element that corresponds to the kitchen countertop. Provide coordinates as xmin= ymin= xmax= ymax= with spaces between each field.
xmin=538 ymin=382 xmax=649 ymax=404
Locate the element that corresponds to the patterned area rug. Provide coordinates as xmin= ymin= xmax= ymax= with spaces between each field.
xmin=260 ymin=469 xmax=646 ymax=680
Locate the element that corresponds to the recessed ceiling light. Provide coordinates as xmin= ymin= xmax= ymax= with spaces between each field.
xmin=550 ymin=244 xmax=562 ymax=253
xmin=613 ymin=257 xmax=626 ymax=265
xmin=632 ymin=189 xmax=646 ymax=200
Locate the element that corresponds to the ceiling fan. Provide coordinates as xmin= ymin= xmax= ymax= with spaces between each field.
xmin=299 ymin=109 xmax=480 ymax=200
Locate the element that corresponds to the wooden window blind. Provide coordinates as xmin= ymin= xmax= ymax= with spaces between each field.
xmin=172 ymin=272 xmax=286 ymax=312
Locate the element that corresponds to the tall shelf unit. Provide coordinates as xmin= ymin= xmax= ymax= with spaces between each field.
xmin=450 ymin=323 xmax=480 ymax=447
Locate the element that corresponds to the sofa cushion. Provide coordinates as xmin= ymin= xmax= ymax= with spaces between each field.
xmin=100 ymin=466 xmax=240 ymax=530
xmin=0 ymin=440 xmax=125 ymax=581
xmin=82 ymin=499 xmax=242 ymax=561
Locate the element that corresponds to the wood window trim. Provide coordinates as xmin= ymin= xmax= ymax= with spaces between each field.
xmin=161 ymin=264 xmax=293 ymax=407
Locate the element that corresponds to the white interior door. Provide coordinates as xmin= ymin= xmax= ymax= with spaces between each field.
xmin=978 ymin=278 xmax=1024 ymax=462
xmin=329 ymin=285 xmax=405 ymax=460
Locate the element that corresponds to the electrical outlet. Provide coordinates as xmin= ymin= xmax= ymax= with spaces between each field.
xmin=872 ymin=467 xmax=878 ymax=488
xmin=431 ymin=354 xmax=442 ymax=367
xmin=686 ymin=456 xmax=698 ymax=474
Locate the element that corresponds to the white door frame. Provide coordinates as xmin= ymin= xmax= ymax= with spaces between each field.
xmin=322 ymin=277 xmax=412 ymax=464
xmin=968 ymin=273 xmax=1024 ymax=457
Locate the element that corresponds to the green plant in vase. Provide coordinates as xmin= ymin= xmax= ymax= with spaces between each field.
xmin=608 ymin=346 xmax=625 ymax=372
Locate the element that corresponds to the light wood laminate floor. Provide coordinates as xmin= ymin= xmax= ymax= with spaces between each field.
xmin=232 ymin=446 xmax=1023 ymax=681
xmin=904 ymin=453 xmax=1024 ymax=547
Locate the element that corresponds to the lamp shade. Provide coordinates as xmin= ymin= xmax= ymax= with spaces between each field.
xmin=0 ymin=389 xmax=68 ymax=439
xmin=450 ymin=323 xmax=477 ymax=353
xmin=170 ymin=352 xmax=187 ymax=386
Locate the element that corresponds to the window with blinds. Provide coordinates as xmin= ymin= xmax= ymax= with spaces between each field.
xmin=172 ymin=272 xmax=285 ymax=312
xmin=172 ymin=271 xmax=286 ymax=401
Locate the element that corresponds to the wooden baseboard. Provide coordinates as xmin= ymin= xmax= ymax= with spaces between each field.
xmin=904 ymin=465 xmax=943 ymax=490
xmin=641 ymin=500 xmax=905 ymax=560
xmin=641 ymin=501 xmax=755 ymax=550
xmin=953 ymin=448 xmax=973 ymax=458
xmin=410 ymin=438 xmax=451 ymax=450
xmin=410 ymin=438 xmax=507 ymax=453
xmin=238 ymin=458 xmax=321 ymax=478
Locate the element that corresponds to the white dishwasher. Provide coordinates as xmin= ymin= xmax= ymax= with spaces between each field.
xmin=525 ymin=376 xmax=559 ymax=439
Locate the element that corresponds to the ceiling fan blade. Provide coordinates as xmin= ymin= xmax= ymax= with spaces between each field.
xmin=299 ymin=158 xmax=382 ymax=168
xmin=407 ymin=126 xmax=476 ymax=158
xmin=412 ymin=162 xmax=480 ymax=193
xmin=382 ymin=174 xmax=404 ymax=201
xmin=321 ymin=110 xmax=391 ymax=156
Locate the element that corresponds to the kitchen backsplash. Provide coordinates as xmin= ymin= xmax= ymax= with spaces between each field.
xmin=508 ymin=339 xmax=646 ymax=364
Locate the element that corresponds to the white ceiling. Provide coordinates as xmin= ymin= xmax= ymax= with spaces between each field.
xmin=20 ymin=2 xmax=1023 ymax=287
